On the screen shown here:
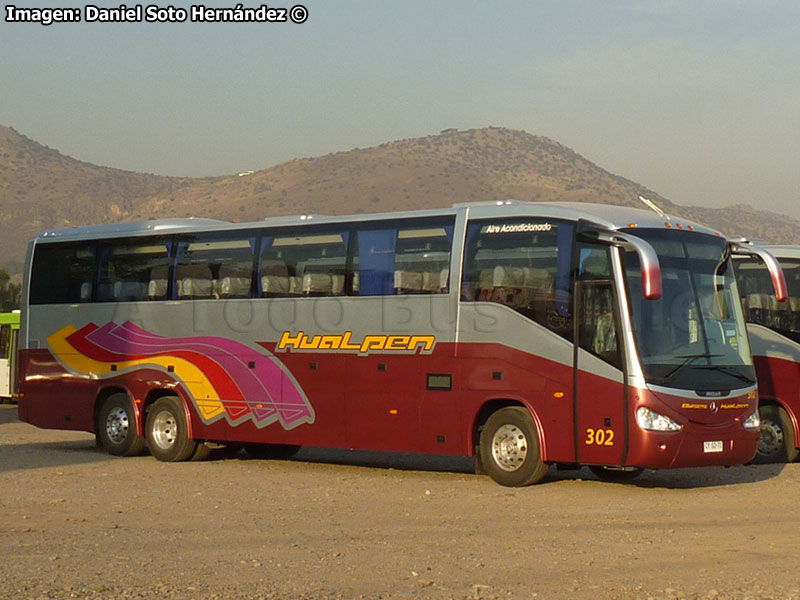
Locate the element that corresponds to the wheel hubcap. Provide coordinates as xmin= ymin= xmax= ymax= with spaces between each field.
xmin=105 ymin=407 xmax=129 ymax=444
xmin=491 ymin=424 xmax=528 ymax=472
xmin=151 ymin=410 xmax=178 ymax=450
xmin=759 ymin=419 xmax=784 ymax=456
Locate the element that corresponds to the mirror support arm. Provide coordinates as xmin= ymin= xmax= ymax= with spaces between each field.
xmin=590 ymin=230 xmax=663 ymax=300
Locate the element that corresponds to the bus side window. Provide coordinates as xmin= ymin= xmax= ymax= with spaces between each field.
xmin=98 ymin=240 xmax=171 ymax=302
xmin=0 ymin=325 xmax=10 ymax=358
xmin=351 ymin=221 xmax=453 ymax=296
xmin=462 ymin=219 xmax=573 ymax=338
xmin=30 ymin=242 xmax=96 ymax=304
xmin=175 ymin=237 xmax=255 ymax=300
xmin=395 ymin=227 xmax=452 ymax=294
xmin=260 ymin=231 xmax=348 ymax=298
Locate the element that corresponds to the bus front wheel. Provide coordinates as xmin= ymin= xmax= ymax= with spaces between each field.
xmin=754 ymin=405 xmax=799 ymax=464
xmin=97 ymin=393 xmax=146 ymax=457
xmin=479 ymin=407 xmax=549 ymax=486
xmin=145 ymin=396 xmax=198 ymax=462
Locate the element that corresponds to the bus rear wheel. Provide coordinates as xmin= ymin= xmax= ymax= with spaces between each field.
xmin=479 ymin=407 xmax=548 ymax=486
xmin=97 ymin=393 xmax=145 ymax=457
xmin=754 ymin=405 xmax=799 ymax=464
xmin=146 ymin=396 xmax=198 ymax=462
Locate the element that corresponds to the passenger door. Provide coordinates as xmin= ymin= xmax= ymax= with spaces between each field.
xmin=573 ymin=244 xmax=627 ymax=466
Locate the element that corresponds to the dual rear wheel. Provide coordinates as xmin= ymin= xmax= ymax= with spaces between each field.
xmin=145 ymin=396 xmax=204 ymax=462
xmin=96 ymin=393 xmax=146 ymax=457
xmin=97 ymin=394 xmax=207 ymax=461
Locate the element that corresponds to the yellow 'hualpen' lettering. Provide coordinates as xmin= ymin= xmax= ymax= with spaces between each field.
xmin=361 ymin=336 xmax=387 ymax=353
xmin=387 ymin=335 xmax=411 ymax=350
xmin=276 ymin=331 xmax=437 ymax=356
xmin=340 ymin=331 xmax=361 ymax=350
xmin=318 ymin=335 xmax=342 ymax=350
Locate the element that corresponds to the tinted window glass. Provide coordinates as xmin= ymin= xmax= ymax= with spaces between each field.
xmin=176 ymin=236 xmax=255 ymax=299
xmin=623 ymin=229 xmax=753 ymax=391
xmin=576 ymin=245 xmax=620 ymax=368
xmin=462 ymin=219 xmax=573 ymax=337
xmin=98 ymin=239 xmax=171 ymax=302
xmin=30 ymin=242 xmax=96 ymax=304
xmin=352 ymin=222 xmax=453 ymax=296
xmin=259 ymin=231 xmax=348 ymax=297
xmin=0 ymin=325 xmax=10 ymax=358
xmin=735 ymin=257 xmax=800 ymax=337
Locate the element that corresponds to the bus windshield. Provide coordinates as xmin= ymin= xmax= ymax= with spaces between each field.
xmin=622 ymin=229 xmax=754 ymax=391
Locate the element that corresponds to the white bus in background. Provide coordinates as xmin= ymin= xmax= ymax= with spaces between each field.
xmin=734 ymin=244 xmax=800 ymax=462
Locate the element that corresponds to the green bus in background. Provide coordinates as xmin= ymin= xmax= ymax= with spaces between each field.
xmin=0 ymin=311 xmax=20 ymax=402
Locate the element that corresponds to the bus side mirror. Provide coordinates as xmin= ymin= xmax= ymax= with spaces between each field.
xmin=593 ymin=231 xmax=663 ymax=300
xmin=729 ymin=242 xmax=788 ymax=302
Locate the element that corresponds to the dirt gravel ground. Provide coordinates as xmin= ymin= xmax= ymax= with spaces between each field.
xmin=2 ymin=405 xmax=800 ymax=600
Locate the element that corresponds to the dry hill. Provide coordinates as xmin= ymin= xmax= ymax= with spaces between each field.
xmin=1 ymin=125 xmax=798 ymax=272
xmin=0 ymin=126 xmax=193 ymax=269
xmin=134 ymin=127 xmax=692 ymax=223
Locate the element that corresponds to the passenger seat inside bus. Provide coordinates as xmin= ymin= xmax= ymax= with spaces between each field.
xmin=394 ymin=270 xmax=423 ymax=293
xmin=177 ymin=264 xmax=214 ymax=299
xmin=474 ymin=266 xmax=554 ymax=317
xmin=302 ymin=272 xmax=333 ymax=295
xmin=261 ymin=259 xmax=297 ymax=296
xmin=148 ymin=266 xmax=168 ymax=300
xmin=216 ymin=263 xmax=251 ymax=298
xmin=394 ymin=268 xmax=449 ymax=294
xmin=113 ymin=281 xmax=148 ymax=301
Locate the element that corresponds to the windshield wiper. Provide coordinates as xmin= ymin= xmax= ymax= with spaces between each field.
xmin=661 ymin=353 xmax=723 ymax=383
xmin=696 ymin=364 xmax=756 ymax=385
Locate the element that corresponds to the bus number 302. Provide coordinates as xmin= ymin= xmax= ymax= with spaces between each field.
xmin=585 ymin=428 xmax=614 ymax=446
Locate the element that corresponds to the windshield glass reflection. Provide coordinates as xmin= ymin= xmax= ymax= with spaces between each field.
xmin=622 ymin=229 xmax=754 ymax=391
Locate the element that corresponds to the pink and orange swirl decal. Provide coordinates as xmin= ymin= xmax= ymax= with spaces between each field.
xmin=47 ymin=321 xmax=314 ymax=430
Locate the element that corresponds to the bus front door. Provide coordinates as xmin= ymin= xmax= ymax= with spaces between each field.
xmin=573 ymin=247 xmax=627 ymax=466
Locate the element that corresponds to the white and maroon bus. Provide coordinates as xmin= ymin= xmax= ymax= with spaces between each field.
xmin=17 ymin=201 xmax=786 ymax=485
xmin=734 ymin=244 xmax=800 ymax=463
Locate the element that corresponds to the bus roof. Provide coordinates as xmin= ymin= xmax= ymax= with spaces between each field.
xmin=30 ymin=200 xmax=722 ymax=243
xmin=739 ymin=244 xmax=800 ymax=260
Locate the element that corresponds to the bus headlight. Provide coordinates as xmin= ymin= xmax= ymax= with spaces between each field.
xmin=636 ymin=406 xmax=682 ymax=432
xmin=743 ymin=411 xmax=760 ymax=430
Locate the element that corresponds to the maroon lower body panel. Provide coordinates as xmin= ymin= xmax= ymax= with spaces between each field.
xmin=18 ymin=338 xmax=760 ymax=470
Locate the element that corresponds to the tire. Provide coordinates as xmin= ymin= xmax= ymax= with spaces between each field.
xmin=97 ymin=393 xmax=146 ymax=457
xmin=753 ymin=405 xmax=799 ymax=464
xmin=243 ymin=443 xmax=301 ymax=460
xmin=190 ymin=443 xmax=212 ymax=461
xmin=145 ymin=396 xmax=197 ymax=462
xmin=478 ymin=407 xmax=549 ymax=487
xmin=589 ymin=466 xmax=644 ymax=482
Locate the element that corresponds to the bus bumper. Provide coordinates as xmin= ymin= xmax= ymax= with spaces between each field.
xmin=626 ymin=423 xmax=759 ymax=469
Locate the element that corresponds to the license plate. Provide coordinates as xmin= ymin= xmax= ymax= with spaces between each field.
xmin=704 ymin=441 xmax=724 ymax=453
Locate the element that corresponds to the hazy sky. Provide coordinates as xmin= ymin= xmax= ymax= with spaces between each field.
xmin=2 ymin=0 xmax=799 ymax=213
